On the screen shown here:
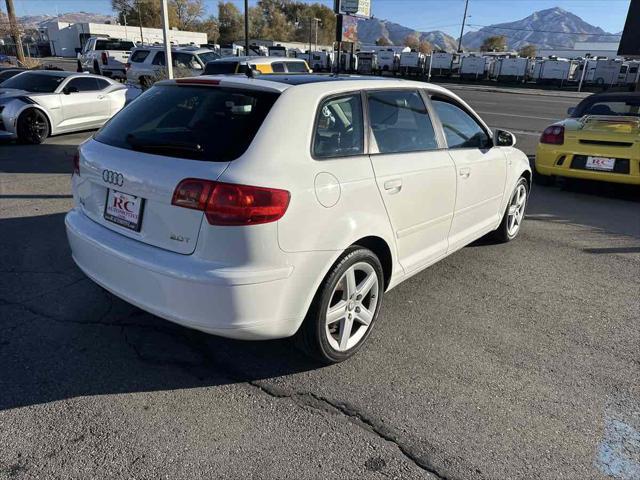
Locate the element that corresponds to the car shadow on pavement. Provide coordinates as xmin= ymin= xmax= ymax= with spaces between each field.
xmin=0 ymin=135 xmax=91 ymax=175
xmin=0 ymin=212 xmax=320 ymax=412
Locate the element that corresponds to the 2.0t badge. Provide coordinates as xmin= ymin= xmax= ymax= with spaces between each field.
xmin=102 ymin=169 xmax=124 ymax=187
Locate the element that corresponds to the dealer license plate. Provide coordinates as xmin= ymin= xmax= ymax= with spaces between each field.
xmin=585 ymin=156 xmax=616 ymax=171
xmin=104 ymin=189 xmax=144 ymax=231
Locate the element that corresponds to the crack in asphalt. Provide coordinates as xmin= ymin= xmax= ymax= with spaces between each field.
xmin=1 ymin=296 xmax=462 ymax=479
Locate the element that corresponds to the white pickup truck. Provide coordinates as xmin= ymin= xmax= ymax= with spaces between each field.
xmin=78 ymin=37 xmax=135 ymax=79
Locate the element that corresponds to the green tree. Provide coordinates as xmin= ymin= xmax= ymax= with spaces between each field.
xmin=171 ymin=0 xmax=205 ymax=30
xmin=218 ymin=1 xmax=243 ymax=44
xmin=376 ymin=37 xmax=392 ymax=46
xmin=480 ymin=35 xmax=507 ymax=52
xmin=196 ymin=15 xmax=220 ymax=43
xmin=518 ymin=44 xmax=536 ymax=58
xmin=112 ymin=0 xmax=164 ymax=29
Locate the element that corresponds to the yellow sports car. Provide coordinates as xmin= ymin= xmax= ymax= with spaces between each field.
xmin=535 ymin=92 xmax=640 ymax=185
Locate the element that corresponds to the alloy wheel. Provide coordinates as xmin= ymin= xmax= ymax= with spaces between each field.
xmin=507 ymin=183 xmax=527 ymax=237
xmin=325 ymin=262 xmax=380 ymax=352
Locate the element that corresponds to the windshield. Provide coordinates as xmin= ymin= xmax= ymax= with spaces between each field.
xmin=198 ymin=52 xmax=220 ymax=64
xmin=575 ymin=97 xmax=640 ymax=117
xmin=95 ymin=85 xmax=279 ymax=162
xmin=204 ymin=62 xmax=238 ymax=75
xmin=0 ymin=72 xmax=66 ymax=92
xmin=95 ymin=39 xmax=135 ymax=51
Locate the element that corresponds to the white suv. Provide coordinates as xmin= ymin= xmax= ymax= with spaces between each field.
xmin=126 ymin=46 xmax=219 ymax=88
xmin=66 ymin=75 xmax=531 ymax=363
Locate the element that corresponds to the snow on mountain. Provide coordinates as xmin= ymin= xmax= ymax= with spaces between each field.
xmin=461 ymin=7 xmax=620 ymax=51
xmin=356 ymin=18 xmax=458 ymax=51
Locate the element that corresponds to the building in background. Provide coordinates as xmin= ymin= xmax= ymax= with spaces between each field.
xmin=42 ymin=21 xmax=207 ymax=57
xmin=538 ymin=42 xmax=621 ymax=59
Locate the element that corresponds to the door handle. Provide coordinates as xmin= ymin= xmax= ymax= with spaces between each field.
xmin=97 ymin=95 xmax=105 ymax=99
xmin=384 ymin=179 xmax=402 ymax=194
xmin=459 ymin=168 xmax=471 ymax=179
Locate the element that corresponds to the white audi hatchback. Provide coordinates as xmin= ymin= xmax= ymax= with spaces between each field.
xmin=66 ymin=74 xmax=531 ymax=363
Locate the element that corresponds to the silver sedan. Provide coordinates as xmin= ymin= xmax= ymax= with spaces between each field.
xmin=0 ymin=71 xmax=126 ymax=144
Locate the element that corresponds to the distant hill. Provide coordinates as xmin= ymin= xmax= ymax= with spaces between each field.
xmin=19 ymin=12 xmax=117 ymax=30
xmin=461 ymin=7 xmax=620 ymax=51
xmin=356 ymin=18 xmax=458 ymax=52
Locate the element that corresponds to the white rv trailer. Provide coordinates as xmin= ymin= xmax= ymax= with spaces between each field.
xmin=429 ymin=52 xmax=455 ymax=76
xmin=356 ymin=51 xmax=378 ymax=75
xmin=268 ymin=45 xmax=288 ymax=57
xmin=377 ymin=49 xmax=399 ymax=74
xmin=619 ymin=61 xmax=640 ymax=85
xmin=308 ymin=51 xmax=333 ymax=71
xmin=533 ymin=58 xmax=571 ymax=84
xmin=219 ymin=44 xmax=245 ymax=57
xmin=459 ymin=55 xmax=486 ymax=80
xmin=494 ymin=57 xmax=530 ymax=82
xmin=399 ymin=51 xmax=425 ymax=75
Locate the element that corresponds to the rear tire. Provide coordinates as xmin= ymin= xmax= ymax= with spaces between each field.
xmin=16 ymin=108 xmax=50 ymax=145
xmin=534 ymin=166 xmax=554 ymax=186
xmin=295 ymin=247 xmax=384 ymax=364
xmin=493 ymin=177 xmax=528 ymax=243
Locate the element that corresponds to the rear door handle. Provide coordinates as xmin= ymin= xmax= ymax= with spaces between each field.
xmin=97 ymin=95 xmax=106 ymax=99
xmin=384 ymin=179 xmax=402 ymax=194
xmin=459 ymin=167 xmax=471 ymax=179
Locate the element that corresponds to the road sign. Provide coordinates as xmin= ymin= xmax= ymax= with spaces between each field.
xmin=335 ymin=0 xmax=371 ymax=18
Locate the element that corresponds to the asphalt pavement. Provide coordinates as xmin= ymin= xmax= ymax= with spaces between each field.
xmin=0 ymin=90 xmax=638 ymax=480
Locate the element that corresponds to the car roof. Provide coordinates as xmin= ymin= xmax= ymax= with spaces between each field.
xmin=213 ymin=56 xmax=307 ymax=64
xmin=582 ymin=92 xmax=640 ymax=101
xmin=133 ymin=46 xmax=213 ymax=54
xmin=166 ymin=74 xmax=455 ymax=96
xmin=17 ymin=70 xmax=75 ymax=78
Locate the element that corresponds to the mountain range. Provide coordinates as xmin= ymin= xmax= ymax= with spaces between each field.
xmin=357 ymin=7 xmax=620 ymax=52
xmin=14 ymin=7 xmax=621 ymax=53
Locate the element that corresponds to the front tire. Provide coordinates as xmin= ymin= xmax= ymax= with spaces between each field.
xmin=16 ymin=109 xmax=50 ymax=145
xmin=296 ymin=247 xmax=384 ymax=364
xmin=493 ymin=177 xmax=528 ymax=243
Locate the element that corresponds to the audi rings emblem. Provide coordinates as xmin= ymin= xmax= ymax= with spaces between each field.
xmin=102 ymin=169 xmax=124 ymax=187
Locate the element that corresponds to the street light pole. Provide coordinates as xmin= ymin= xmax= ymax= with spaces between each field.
xmin=244 ymin=0 xmax=249 ymax=55
xmin=5 ymin=0 xmax=25 ymax=64
xmin=457 ymin=0 xmax=469 ymax=53
xmin=160 ymin=0 xmax=173 ymax=79
xmin=136 ymin=0 xmax=144 ymax=44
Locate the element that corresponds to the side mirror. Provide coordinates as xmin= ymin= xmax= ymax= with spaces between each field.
xmin=567 ymin=107 xmax=576 ymax=116
xmin=63 ymin=86 xmax=79 ymax=95
xmin=191 ymin=62 xmax=202 ymax=70
xmin=495 ymin=129 xmax=516 ymax=147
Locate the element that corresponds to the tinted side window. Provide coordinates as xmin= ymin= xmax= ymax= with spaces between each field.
xmin=95 ymin=79 xmax=110 ymax=90
xmin=285 ymin=62 xmax=308 ymax=73
xmin=272 ymin=62 xmax=286 ymax=73
xmin=152 ymin=52 xmax=165 ymax=66
xmin=130 ymin=50 xmax=150 ymax=63
xmin=67 ymin=77 xmax=100 ymax=92
xmin=367 ymin=90 xmax=438 ymax=154
xmin=313 ymin=94 xmax=364 ymax=158
xmin=173 ymin=52 xmax=195 ymax=68
xmin=431 ymin=100 xmax=491 ymax=149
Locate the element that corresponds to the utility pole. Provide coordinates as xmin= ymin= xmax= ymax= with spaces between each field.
xmin=244 ymin=0 xmax=249 ymax=55
xmin=457 ymin=0 xmax=469 ymax=53
xmin=160 ymin=0 xmax=173 ymax=78
xmin=5 ymin=0 xmax=25 ymax=64
xmin=136 ymin=0 xmax=144 ymax=44
xmin=578 ymin=54 xmax=590 ymax=93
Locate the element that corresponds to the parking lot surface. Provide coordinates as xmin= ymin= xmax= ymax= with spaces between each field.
xmin=1 ymin=90 xmax=639 ymax=479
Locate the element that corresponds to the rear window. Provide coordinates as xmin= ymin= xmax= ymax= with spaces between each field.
xmin=95 ymin=39 xmax=135 ymax=51
xmin=204 ymin=62 xmax=238 ymax=75
xmin=285 ymin=62 xmax=308 ymax=73
xmin=130 ymin=50 xmax=150 ymax=63
xmin=95 ymin=85 xmax=279 ymax=162
xmin=575 ymin=97 xmax=640 ymax=117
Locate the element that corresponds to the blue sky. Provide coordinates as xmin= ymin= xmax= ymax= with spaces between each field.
xmin=11 ymin=0 xmax=632 ymax=36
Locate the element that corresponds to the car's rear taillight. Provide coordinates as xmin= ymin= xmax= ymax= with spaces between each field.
xmin=540 ymin=125 xmax=565 ymax=145
xmin=172 ymin=179 xmax=290 ymax=226
xmin=101 ymin=52 xmax=108 ymax=65
xmin=72 ymin=150 xmax=80 ymax=176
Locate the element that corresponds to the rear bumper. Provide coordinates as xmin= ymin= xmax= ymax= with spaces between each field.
xmin=65 ymin=208 xmax=314 ymax=340
xmin=536 ymin=144 xmax=640 ymax=185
